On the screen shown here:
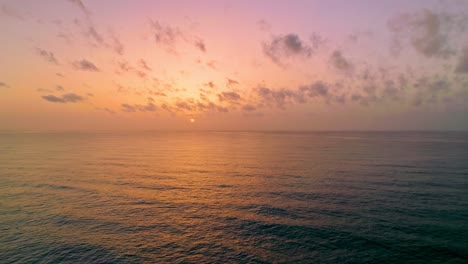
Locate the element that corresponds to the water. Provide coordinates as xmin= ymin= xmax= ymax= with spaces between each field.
xmin=1 ymin=131 xmax=467 ymax=263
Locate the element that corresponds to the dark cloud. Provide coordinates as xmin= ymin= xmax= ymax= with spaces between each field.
xmin=56 ymin=85 xmax=65 ymax=91
xmin=62 ymin=93 xmax=84 ymax=102
xmin=67 ymin=0 xmax=90 ymax=16
xmin=206 ymin=60 xmax=217 ymax=70
xmin=41 ymin=93 xmax=85 ymax=103
xmin=329 ymin=50 xmax=353 ymax=73
xmin=149 ymin=20 xmax=182 ymax=53
xmin=175 ymin=101 xmax=193 ymax=111
xmin=110 ymin=33 xmax=124 ymax=55
xmin=218 ymin=91 xmax=241 ymax=101
xmin=227 ymin=78 xmax=239 ymax=88
xmin=257 ymin=19 xmax=271 ymax=31
xmin=36 ymin=48 xmax=59 ymax=65
xmin=118 ymin=61 xmax=133 ymax=72
xmin=194 ymin=39 xmax=206 ymax=52
xmin=347 ymin=31 xmax=373 ymax=43
xmin=256 ymin=87 xmax=305 ymax=108
xmin=73 ymin=59 xmax=99 ymax=71
xmin=263 ymin=33 xmax=313 ymax=65
xmin=388 ymin=9 xmax=464 ymax=58
xmin=37 ymin=88 xmax=52 ymax=92
xmin=86 ymin=26 xmax=104 ymax=45
xmin=121 ymin=103 xmax=136 ymax=112
xmin=310 ymin=32 xmax=326 ymax=50
xmin=242 ymin=104 xmax=256 ymax=112
xmin=412 ymin=76 xmax=452 ymax=106
xmin=149 ymin=20 xmax=207 ymax=55
xmin=0 ymin=3 xmax=24 ymax=20
xmin=139 ymin=59 xmax=152 ymax=71
xmin=455 ymin=48 xmax=468 ymax=74
xmin=139 ymin=102 xmax=156 ymax=112
xmin=300 ymin=81 xmax=329 ymax=97
xmin=0 ymin=82 xmax=9 ymax=88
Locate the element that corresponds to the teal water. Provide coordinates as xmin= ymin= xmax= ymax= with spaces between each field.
xmin=1 ymin=131 xmax=467 ymax=263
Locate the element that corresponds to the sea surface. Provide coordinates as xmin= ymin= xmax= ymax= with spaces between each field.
xmin=0 ymin=131 xmax=467 ymax=263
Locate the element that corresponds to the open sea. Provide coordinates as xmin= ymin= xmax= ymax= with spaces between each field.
xmin=0 ymin=131 xmax=467 ymax=263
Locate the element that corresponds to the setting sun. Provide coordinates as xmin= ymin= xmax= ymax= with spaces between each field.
xmin=190 ymin=118 xmax=195 ymax=123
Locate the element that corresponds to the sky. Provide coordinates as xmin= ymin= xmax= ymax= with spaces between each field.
xmin=0 ymin=0 xmax=467 ymax=131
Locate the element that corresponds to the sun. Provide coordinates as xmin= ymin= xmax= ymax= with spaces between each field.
xmin=190 ymin=118 xmax=195 ymax=123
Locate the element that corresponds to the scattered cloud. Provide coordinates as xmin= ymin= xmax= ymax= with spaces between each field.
xmin=121 ymin=99 xmax=157 ymax=113
xmin=263 ymin=33 xmax=313 ymax=65
xmin=0 ymin=82 xmax=9 ymax=88
xmin=194 ymin=39 xmax=206 ymax=52
xmin=41 ymin=93 xmax=85 ymax=103
xmin=256 ymin=86 xmax=305 ymax=109
xmin=110 ymin=33 xmax=124 ymax=55
xmin=329 ymin=50 xmax=353 ymax=73
xmin=227 ymin=78 xmax=239 ymax=88
xmin=67 ymin=0 xmax=90 ymax=16
xmin=139 ymin=59 xmax=152 ymax=71
xmin=218 ymin=91 xmax=241 ymax=102
xmin=299 ymin=81 xmax=329 ymax=98
xmin=86 ymin=25 xmax=104 ymax=45
xmin=242 ymin=104 xmax=256 ymax=112
xmin=149 ymin=20 xmax=183 ymax=53
xmin=36 ymin=48 xmax=59 ymax=65
xmin=455 ymin=48 xmax=468 ymax=74
xmin=0 ymin=3 xmax=24 ymax=20
xmin=388 ymin=9 xmax=466 ymax=58
xmin=73 ymin=59 xmax=99 ymax=71
xmin=257 ymin=19 xmax=271 ymax=32
xmin=121 ymin=103 xmax=136 ymax=112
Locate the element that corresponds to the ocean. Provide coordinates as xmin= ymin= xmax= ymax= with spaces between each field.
xmin=1 ymin=131 xmax=467 ymax=263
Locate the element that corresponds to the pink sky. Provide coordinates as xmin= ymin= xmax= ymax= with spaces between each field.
xmin=0 ymin=0 xmax=467 ymax=130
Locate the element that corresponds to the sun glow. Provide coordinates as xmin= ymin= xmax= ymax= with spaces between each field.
xmin=190 ymin=118 xmax=195 ymax=123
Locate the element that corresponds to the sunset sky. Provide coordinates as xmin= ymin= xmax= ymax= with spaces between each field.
xmin=1 ymin=0 xmax=467 ymax=131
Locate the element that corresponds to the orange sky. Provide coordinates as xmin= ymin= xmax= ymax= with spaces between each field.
xmin=0 ymin=0 xmax=467 ymax=131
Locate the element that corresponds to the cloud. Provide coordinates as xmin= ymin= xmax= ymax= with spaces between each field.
xmin=411 ymin=76 xmax=452 ymax=105
xmin=257 ymin=19 xmax=271 ymax=32
xmin=0 ymin=3 xmax=24 ymax=20
xmin=121 ymin=103 xmax=136 ymax=112
xmin=455 ymin=48 xmax=468 ymax=74
xmin=218 ymin=91 xmax=241 ymax=101
xmin=194 ymin=39 xmax=206 ymax=52
xmin=149 ymin=20 xmax=182 ymax=53
xmin=36 ymin=48 xmax=59 ymax=65
xmin=242 ymin=104 xmax=256 ymax=112
xmin=227 ymin=78 xmax=239 ymax=88
xmin=110 ymin=33 xmax=124 ymax=55
xmin=73 ymin=59 xmax=99 ymax=71
xmin=256 ymin=87 xmax=305 ymax=108
xmin=263 ymin=33 xmax=313 ymax=65
xmin=310 ymin=32 xmax=326 ymax=50
xmin=0 ymin=82 xmax=9 ymax=88
xmin=41 ymin=93 xmax=85 ymax=103
xmin=67 ymin=0 xmax=90 ymax=16
xmin=300 ymin=81 xmax=329 ymax=98
xmin=329 ymin=50 xmax=353 ymax=73
xmin=86 ymin=25 xmax=104 ymax=45
xmin=121 ymin=99 xmax=156 ymax=113
xmin=139 ymin=102 xmax=156 ymax=112
xmin=139 ymin=59 xmax=152 ymax=71
xmin=388 ymin=9 xmax=464 ymax=58
xmin=175 ymin=101 xmax=193 ymax=111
